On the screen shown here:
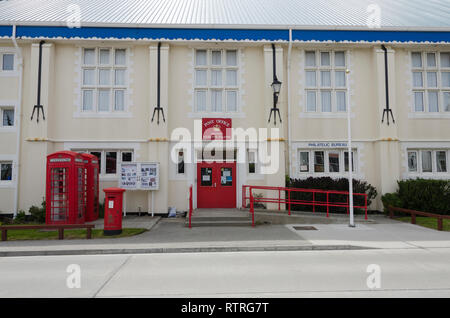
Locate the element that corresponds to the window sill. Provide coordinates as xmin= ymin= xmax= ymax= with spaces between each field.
xmin=99 ymin=175 xmax=119 ymax=181
xmin=0 ymin=71 xmax=19 ymax=77
xmin=0 ymin=127 xmax=16 ymax=132
xmin=0 ymin=182 xmax=15 ymax=188
xmin=408 ymin=112 xmax=450 ymax=119
xmin=73 ymin=112 xmax=133 ymax=119
xmin=188 ymin=112 xmax=246 ymax=119
xmin=299 ymin=112 xmax=355 ymax=119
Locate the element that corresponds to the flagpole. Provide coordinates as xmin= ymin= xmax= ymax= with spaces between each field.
xmin=346 ymin=68 xmax=355 ymax=228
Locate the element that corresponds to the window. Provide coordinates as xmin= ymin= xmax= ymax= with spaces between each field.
xmin=407 ymin=149 xmax=449 ymax=174
xmin=298 ymin=149 xmax=357 ymax=175
xmin=177 ymin=150 xmax=185 ymax=175
xmin=194 ymin=49 xmax=239 ymax=113
xmin=411 ymin=52 xmax=450 ymax=113
xmin=81 ymin=48 xmax=127 ymax=113
xmin=304 ymin=50 xmax=348 ymax=114
xmin=74 ymin=149 xmax=133 ymax=177
xmin=0 ymin=162 xmax=12 ymax=181
xmin=1 ymin=53 xmax=14 ymax=71
xmin=1 ymin=107 xmax=14 ymax=127
xmin=248 ymin=150 xmax=256 ymax=174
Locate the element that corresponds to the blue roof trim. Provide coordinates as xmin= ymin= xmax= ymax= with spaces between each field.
xmin=293 ymin=30 xmax=450 ymax=43
xmin=0 ymin=25 xmax=12 ymax=37
xmin=16 ymin=26 xmax=288 ymax=41
xmin=10 ymin=26 xmax=450 ymax=43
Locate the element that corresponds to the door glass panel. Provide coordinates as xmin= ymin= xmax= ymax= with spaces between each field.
xmin=221 ymin=167 xmax=233 ymax=186
xmin=201 ymin=167 xmax=213 ymax=186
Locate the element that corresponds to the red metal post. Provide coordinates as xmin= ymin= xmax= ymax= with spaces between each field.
xmin=278 ymin=189 xmax=281 ymax=211
xmin=250 ymin=188 xmax=255 ymax=227
xmin=189 ymin=185 xmax=193 ymax=229
xmin=288 ymin=190 xmax=291 ymax=216
xmin=346 ymin=195 xmax=349 ymax=215
xmin=364 ymin=194 xmax=368 ymax=220
xmin=312 ymin=192 xmax=315 ymax=213
xmin=326 ymin=193 xmax=329 ymax=218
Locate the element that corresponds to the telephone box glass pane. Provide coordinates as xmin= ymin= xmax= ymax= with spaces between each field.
xmin=221 ymin=167 xmax=233 ymax=186
xmin=51 ymin=167 xmax=68 ymax=221
xmin=201 ymin=168 xmax=213 ymax=186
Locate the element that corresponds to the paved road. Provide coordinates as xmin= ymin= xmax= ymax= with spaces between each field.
xmin=1 ymin=247 xmax=450 ymax=297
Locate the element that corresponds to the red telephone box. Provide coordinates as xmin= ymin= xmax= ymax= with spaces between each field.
xmin=81 ymin=153 xmax=99 ymax=222
xmin=45 ymin=151 xmax=86 ymax=224
xmin=103 ymin=188 xmax=125 ymax=235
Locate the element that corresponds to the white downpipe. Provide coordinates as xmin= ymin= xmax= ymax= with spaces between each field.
xmin=12 ymin=25 xmax=23 ymax=217
xmin=346 ymin=68 xmax=355 ymax=227
xmin=287 ymin=29 xmax=292 ymax=178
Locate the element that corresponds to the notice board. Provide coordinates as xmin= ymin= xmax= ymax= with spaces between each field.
xmin=119 ymin=162 xmax=159 ymax=190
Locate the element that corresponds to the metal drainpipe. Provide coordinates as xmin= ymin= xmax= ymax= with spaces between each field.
xmin=11 ymin=25 xmax=23 ymax=217
xmin=287 ymin=28 xmax=292 ymax=180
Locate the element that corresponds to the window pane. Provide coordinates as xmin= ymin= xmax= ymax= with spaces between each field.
xmin=442 ymin=72 xmax=450 ymax=87
xmin=212 ymin=51 xmax=222 ymax=65
xmin=437 ymin=151 xmax=447 ymax=172
xmin=306 ymin=91 xmax=316 ymax=111
xmin=321 ymin=91 xmax=332 ymax=112
xmin=82 ymin=90 xmax=93 ymax=111
xmin=83 ymin=49 xmax=95 ymax=65
xmin=99 ymin=49 xmax=110 ymax=65
xmin=306 ymin=71 xmax=316 ymax=87
xmin=2 ymin=54 xmax=14 ymax=71
xmin=428 ymin=91 xmax=439 ymax=112
xmin=115 ymin=49 xmax=126 ymax=65
xmin=201 ymin=167 xmax=213 ymax=186
xmin=305 ymin=51 xmax=316 ymax=67
xmin=90 ymin=152 xmax=102 ymax=173
xmin=196 ymin=50 xmax=207 ymax=66
xmin=115 ymin=69 xmax=125 ymax=85
xmin=211 ymin=90 xmax=222 ymax=112
xmin=414 ymin=92 xmax=424 ymax=112
xmin=329 ymin=152 xmax=340 ymax=172
xmin=114 ymin=90 xmax=125 ymax=111
xmin=408 ymin=152 xmax=417 ymax=172
xmin=195 ymin=70 xmax=207 ymax=86
xmin=321 ymin=71 xmax=331 ymax=87
xmin=427 ymin=53 xmax=436 ymax=67
xmin=98 ymin=90 xmax=110 ymax=111
xmin=299 ymin=152 xmax=309 ymax=172
xmin=83 ymin=69 xmax=95 ymax=85
xmin=441 ymin=52 xmax=450 ymax=68
xmin=314 ymin=151 xmax=325 ymax=172
xmin=335 ymin=71 xmax=346 ymax=87
xmin=105 ymin=152 xmax=117 ymax=174
xmin=427 ymin=72 xmax=437 ymax=87
xmin=412 ymin=52 xmax=422 ymax=68
xmin=226 ymin=90 xmax=237 ymax=112
xmin=226 ymin=50 xmax=237 ymax=66
xmin=336 ymin=91 xmax=346 ymax=112
xmin=335 ymin=51 xmax=345 ymax=67
xmin=2 ymin=109 xmax=14 ymax=126
xmin=211 ymin=70 xmax=222 ymax=86
xmin=196 ymin=90 xmax=207 ymax=111
xmin=320 ymin=52 xmax=330 ymax=66
xmin=444 ymin=92 xmax=450 ymax=112
xmin=122 ymin=152 xmax=132 ymax=162
xmin=178 ymin=151 xmax=185 ymax=174
xmin=413 ymin=72 xmax=423 ymax=87
xmin=344 ymin=151 xmax=354 ymax=172
xmin=421 ymin=151 xmax=432 ymax=172
xmin=99 ymin=69 xmax=110 ymax=85
xmin=1 ymin=163 xmax=12 ymax=181
xmin=226 ymin=70 xmax=237 ymax=86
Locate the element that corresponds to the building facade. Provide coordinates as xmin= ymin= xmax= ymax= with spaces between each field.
xmin=0 ymin=0 xmax=449 ymax=215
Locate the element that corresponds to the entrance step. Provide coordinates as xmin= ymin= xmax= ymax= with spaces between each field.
xmin=186 ymin=209 xmax=253 ymax=227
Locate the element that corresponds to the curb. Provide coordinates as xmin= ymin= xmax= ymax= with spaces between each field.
xmin=0 ymin=244 xmax=374 ymax=257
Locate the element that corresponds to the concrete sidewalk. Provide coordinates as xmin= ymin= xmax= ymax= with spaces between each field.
xmin=1 ymin=214 xmax=450 ymax=257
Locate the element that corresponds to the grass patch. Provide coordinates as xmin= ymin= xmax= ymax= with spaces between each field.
xmin=397 ymin=216 xmax=450 ymax=231
xmin=1 ymin=228 xmax=147 ymax=241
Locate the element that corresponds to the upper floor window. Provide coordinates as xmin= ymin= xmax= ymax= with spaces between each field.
xmin=0 ymin=161 xmax=12 ymax=181
xmin=1 ymin=107 xmax=14 ymax=127
xmin=411 ymin=52 xmax=450 ymax=113
xmin=81 ymin=48 xmax=127 ymax=113
xmin=1 ymin=53 xmax=14 ymax=71
xmin=194 ymin=49 xmax=239 ymax=113
xmin=304 ymin=50 xmax=348 ymax=113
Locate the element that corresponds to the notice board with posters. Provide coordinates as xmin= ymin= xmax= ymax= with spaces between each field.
xmin=119 ymin=162 xmax=159 ymax=190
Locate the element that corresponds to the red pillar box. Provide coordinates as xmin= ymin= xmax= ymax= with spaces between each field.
xmin=81 ymin=153 xmax=99 ymax=222
xmin=103 ymin=188 xmax=126 ymax=236
xmin=46 ymin=151 xmax=86 ymax=224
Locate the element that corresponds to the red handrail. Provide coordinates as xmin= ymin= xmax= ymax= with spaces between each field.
xmin=188 ymin=185 xmax=193 ymax=229
xmin=244 ymin=185 xmax=368 ymax=226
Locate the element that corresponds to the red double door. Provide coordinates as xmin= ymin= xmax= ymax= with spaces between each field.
xmin=197 ymin=161 xmax=236 ymax=208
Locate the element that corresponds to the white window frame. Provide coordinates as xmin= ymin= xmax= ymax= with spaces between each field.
xmin=297 ymin=148 xmax=357 ymax=176
xmin=406 ymin=149 xmax=449 ymax=176
xmin=0 ymin=106 xmax=15 ymax=129
xmin=176 ymin=149 xmax=185 ymax=176
xmin=0 ymin=160 xmax=14 ymax=187
xmin=77 ymin=47 xmax=131 ymax=117
xmin=410 ymin=51 xmax=450 ymax=117
xmin=193 ymin=48 xmax=240 ymax=115
xmin=0 ymin=52 xmax=15 ymax=73
xmin=72 ymin=149 xmax=134 ymax=178
xmin=302 ymin=50 xmax=350 ymax=117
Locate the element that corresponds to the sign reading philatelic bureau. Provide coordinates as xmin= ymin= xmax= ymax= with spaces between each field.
xmin=202 ymin=118 xmax=232 ymax=140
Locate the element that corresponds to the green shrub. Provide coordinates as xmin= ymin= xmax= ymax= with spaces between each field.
xmin=287 ymin=177 xmax=377 ymax=214
xmin=397 ymin=179 xmax=450 ymax=215
xmin=29 ymin=199 xmax=46 ymax=223
xmin=381 ymin=192 xmax=403 ymax=215
xmin=14 ymin=210 xmax=27 ymax=224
